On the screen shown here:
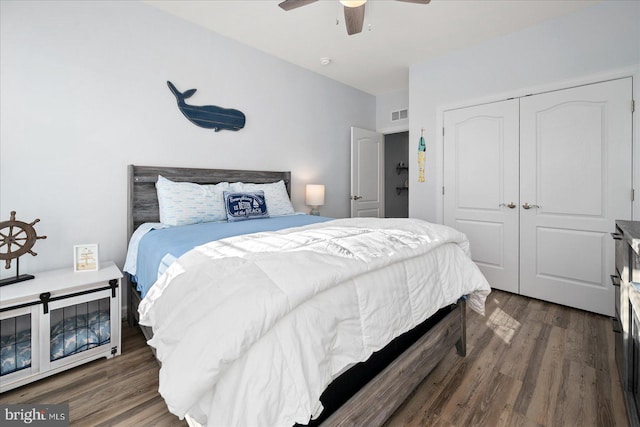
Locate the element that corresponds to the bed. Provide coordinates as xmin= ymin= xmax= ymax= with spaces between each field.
xmin=125 ymin=165 xmax=491 ymax=427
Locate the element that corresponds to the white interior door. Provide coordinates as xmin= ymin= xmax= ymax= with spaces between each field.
xmin=443 ymin=99 xmax=520 ymax=293
xmin=519 ymin=78 xmax=633 ymax=316
xmin=351 ymin=127 xmax=384 ymax=218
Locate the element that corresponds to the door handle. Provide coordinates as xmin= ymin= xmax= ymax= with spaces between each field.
xmin=499 ymin=202 xmax=517 ymax=209
xmin=611 ymin=274 xmax=621 ymax=287
xmin=612 ymin=316 xmax=622 ymax=334
xmin=522 ymin=202 xmax=540 ymax=210
xmin=351 ymin=195 xmax=363 ymax=201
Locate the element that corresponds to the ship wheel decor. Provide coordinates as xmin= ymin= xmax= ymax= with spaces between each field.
xmin=0 ymin=211 xmax=47 ymax=287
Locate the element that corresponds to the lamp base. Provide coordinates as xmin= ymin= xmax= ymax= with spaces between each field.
xmin=309 ymin=207 xmax=320 ymax=216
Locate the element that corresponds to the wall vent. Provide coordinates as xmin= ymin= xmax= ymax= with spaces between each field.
xmin=391 ymin=109 xmax=409 ymax=121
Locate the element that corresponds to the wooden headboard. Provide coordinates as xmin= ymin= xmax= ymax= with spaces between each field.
xmin=127 ymin=165 xmax=292 ymax=239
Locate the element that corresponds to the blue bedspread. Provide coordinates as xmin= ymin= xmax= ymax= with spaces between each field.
xmin=131 ymin=215 xmax=332 ymax=297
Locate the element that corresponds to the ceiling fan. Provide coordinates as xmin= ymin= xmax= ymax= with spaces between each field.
xmin=278 ymin=0 xmax=431 ymax=36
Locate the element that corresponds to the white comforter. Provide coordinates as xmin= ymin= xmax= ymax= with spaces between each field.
xmin=138 ymin=218 xmax=491 ymax=427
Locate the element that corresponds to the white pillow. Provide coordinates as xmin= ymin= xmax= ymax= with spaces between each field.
xmin=156 ymin=175 xmax=229 ymax=226
xmin=237 ymin=180 xmax=294 ymax=216
xmin=228 ymin=182 xmax=244 ymax=192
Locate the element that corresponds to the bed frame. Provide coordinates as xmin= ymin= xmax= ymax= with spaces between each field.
xmin=126 ymin=164 xmax=466 ymax=427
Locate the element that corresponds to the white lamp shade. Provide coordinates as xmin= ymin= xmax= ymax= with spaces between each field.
xmin=340 ymin=0 xmax=367 ymax=7
xmin=305 ymin=184 xmax=325 ymax=206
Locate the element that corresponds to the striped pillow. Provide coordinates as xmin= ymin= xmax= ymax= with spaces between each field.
xmin=237 ymin=180 xmax=294 ymax=216
xmin=156 ymin=175 xmax=229 ymax=226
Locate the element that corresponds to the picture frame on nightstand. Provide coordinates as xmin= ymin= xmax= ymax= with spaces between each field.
xmin=73 ymin=244 xmax=99 ymax=272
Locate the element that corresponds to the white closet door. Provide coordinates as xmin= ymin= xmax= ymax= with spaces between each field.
xmin=443 ymin=99 xmax=520 ymax=293
xmin=519 ymin=78 xmax=633 ymax=316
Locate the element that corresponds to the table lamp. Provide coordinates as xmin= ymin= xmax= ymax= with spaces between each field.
xmin=305 ymin=184 xmax=325 ymax=216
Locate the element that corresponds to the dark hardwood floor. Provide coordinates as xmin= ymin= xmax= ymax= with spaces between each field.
xmin=0 ymin=290 xmax=628 ymax=426
xmin=0 ymin=322 xmax=187 ymax=426
xmin=386 ymin=290 xmax=628 ymax=427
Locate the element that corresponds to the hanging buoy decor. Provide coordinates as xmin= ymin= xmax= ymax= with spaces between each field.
xmin=417 ymin=128 xmax=426 ymax=182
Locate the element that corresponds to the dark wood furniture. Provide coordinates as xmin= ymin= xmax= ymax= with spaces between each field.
xmin=613 ymin=220 xmax=640 ymax=427
xmin=126 ymin=164 xmax=467 ymax=427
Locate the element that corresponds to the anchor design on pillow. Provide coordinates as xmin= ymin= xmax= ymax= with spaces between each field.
xmin=167 ymin=81 xmax=246 ymax=132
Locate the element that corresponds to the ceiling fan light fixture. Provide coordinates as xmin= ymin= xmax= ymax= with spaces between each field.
xmin=339 ymin=0 xmax=367 ymax=8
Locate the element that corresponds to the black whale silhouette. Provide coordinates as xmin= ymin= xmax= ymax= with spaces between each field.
xmin=167 ymin=81 xmax=246 ymax=132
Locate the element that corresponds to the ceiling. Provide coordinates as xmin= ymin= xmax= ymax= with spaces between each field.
xmin=145 ymin=0 xmax=600 ymax=96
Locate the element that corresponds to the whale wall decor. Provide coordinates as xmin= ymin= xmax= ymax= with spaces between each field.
xmin=167 ymin=81 xmax=246 ymax=132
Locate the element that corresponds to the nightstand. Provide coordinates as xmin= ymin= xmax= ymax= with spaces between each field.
xmin=0 ymin=261 xmax=122 ymax=393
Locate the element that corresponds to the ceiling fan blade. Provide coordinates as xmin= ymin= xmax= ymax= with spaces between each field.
xmin=395 ymin=0 xmax=431 ymax=3
xmin=278 ymin=0 xmax=318 ymax=11
xmin=344 ymin=4 xmax=365 ymax=35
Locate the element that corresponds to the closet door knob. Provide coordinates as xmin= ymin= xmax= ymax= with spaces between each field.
xmin=522 ymin=202 xmax=540 ymax=210
xmin=499 ymin=202 xmax=516 ymax=209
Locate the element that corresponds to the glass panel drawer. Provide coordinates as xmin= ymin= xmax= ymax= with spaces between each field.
xmin=49 ymin=297 xmax=111 ymax=362
xmin=0 ymin=313 xmax=32 ymax=376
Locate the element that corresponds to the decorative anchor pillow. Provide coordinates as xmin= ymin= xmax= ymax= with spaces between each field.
xmin=223 ymin=191 xmax=270 ymax=222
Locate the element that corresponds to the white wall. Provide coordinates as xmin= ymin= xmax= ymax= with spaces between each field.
xmin=0 ymin=0 xmax=376 ymax=279
xmin=376 ymin=89 xmax=409 ymax=134
xmin=409 ymin=0 xmax=640 ymax=223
